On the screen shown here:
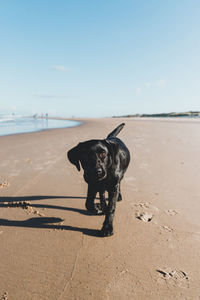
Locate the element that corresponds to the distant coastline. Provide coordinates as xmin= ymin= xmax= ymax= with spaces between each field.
xmin=113 ymin=111 xmax=200 ymax=118
xmin=0 ymin=115 xmax=81 ymax=136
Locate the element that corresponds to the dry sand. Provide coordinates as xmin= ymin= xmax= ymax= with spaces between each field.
xmin=0 ymin=117 xmax=200 ymax=300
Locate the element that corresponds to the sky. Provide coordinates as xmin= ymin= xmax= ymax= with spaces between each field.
xmin=0 ymin=0 xmax=200 ymax=117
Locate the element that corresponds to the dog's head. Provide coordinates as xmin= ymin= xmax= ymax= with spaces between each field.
xmin=67 ymin=139 xmax=119 ymax=183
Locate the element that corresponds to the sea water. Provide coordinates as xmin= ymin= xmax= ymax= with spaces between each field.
xmin=0 ymin=114 xmax=80 ymax=136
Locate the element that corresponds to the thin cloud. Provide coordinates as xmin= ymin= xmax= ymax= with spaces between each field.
xmin=157 ymin=79 xmax=167 ymax=87
xmin=35 ymin=94 xmax=69 ymax=99
xmin=10 ymin=105 xmax=17 ymax=111
xmin=51 ymin=65 xmax=71 ymax=72
xmin=136 ymin=87 xmax=141 ymax=95
xmin=135 ymin=79 xmax=166 ymax=96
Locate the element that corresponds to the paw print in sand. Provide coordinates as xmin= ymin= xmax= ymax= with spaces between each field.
xmin=134 ymin=202 xmax=159 ymax=223
xmin=0 ymin=181 xmax=9 ymax=189
xmin=157 ymin=268 xmax=189 ymax=288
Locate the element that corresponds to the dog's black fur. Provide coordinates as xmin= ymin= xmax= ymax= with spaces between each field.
xmin=67 ymin=123 xmax=130 ymax=237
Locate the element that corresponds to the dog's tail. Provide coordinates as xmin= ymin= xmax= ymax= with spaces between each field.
xmin=107 ymin=123 xmax=125 ymax=139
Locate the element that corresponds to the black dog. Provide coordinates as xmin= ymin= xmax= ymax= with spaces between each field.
xmin=67 ymin=123 xmax=130 ymax=237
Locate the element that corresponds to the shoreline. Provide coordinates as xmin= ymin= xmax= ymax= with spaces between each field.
xmin=1 ymin=115 xmax=200 ymax=138
xmin=1 ymin=115 xmax=200 ymax=139
xmin=0 ymin=117 xmax=83 ymax=138
xmin=1 ymin=117 xmax=200 ymax=299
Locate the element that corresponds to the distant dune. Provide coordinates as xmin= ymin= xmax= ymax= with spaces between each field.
xmin=113 ymin=111 xmax=200 ymax=118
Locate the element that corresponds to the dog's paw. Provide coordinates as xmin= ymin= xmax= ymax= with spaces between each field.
xmin=94 ymin=203 xmax=105 ymax=215
xmin=85 ymin=202 xmax=104 ymax=215
xmin=101 ymin=223 xmax=114 ymax=237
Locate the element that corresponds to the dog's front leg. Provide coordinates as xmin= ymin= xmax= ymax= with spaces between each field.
xmin=85 ymin=184 xmax=96 ymax=212
xmin=101 ymin=184 xmax=119 ymax=237
xmin=99 ymin=189 xmax=107 ymax=213
xmin=117 ymin=183 xmax=122 ymax=201
xmin=85 ymin=184 xmax=102 ymax=214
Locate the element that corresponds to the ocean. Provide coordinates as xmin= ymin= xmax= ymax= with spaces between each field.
xmin=0 ymin=114 xmax=80 ymax=136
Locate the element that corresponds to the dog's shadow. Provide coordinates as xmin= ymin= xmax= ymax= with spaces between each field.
xmin=0 ymin=195 xmax=102 ymax=237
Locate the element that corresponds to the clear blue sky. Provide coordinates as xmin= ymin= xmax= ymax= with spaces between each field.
xmin=0 ymin=0 xmax=200 ymax=117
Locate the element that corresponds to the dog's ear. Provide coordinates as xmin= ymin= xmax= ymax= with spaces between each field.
xmin=104 ymin=139 xmax=120 ymax=164
xmin=67 ymin=143 xmax=82 ymax=171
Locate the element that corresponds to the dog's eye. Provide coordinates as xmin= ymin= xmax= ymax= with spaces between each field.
xmin=99 ymin=152 xmax=106 ymax=159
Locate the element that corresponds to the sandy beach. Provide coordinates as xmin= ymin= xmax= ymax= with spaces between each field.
xmin=0 ymin=117 xmax=200 ymax=300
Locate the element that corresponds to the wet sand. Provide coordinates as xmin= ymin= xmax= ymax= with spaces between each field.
xmin=0 ymin=117 xmax=200 ymax=299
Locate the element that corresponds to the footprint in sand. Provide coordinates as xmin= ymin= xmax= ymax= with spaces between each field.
xmin=157 ymin=268 xmax=189 ymax=288
xmin=0 ymin=292 xmax=8 ymax=300
xmin=165 ymin=209 xmax=178 ymax=216
xmin=160 ymin=225 xmax=174 ymax=233
xmin=136 ymin=212 xmax=154 ymax=222
xmin=5 ymin=201 xmax=45 ymax=217
xmin=133 ymin=202 xmax=159 ymax=223
xmin=0 ymin=181 xmax=9 ymax=189
xmin=6 ymin=201 xmax=31 ymax=209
